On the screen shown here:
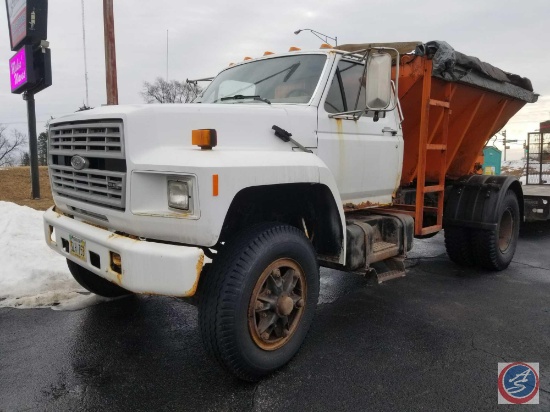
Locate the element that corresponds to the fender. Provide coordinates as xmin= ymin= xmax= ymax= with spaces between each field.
xmin=444 ymin=175 xmax=524 ymax=231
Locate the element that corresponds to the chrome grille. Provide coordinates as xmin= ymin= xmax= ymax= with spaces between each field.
xmin=48 ymin=119 xmax=126 ymax=211
xmin=49 ymin=121 xmax=124 ymax=158
xmin=49 ymin=165 xmax=126 ymax=210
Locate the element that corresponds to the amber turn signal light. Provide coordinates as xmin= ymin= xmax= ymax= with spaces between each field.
xmin=192 ymin=129 xmax=218 ymax=150
xmin=110 ymin=252 xmax=122 ymax=274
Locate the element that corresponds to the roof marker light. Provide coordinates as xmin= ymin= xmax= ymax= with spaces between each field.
xmin=288 ymin=46 xmax=301 ymax=52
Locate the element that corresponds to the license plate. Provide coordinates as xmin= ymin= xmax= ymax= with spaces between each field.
xmin=69 ymin=235 xmax=87 ymax=262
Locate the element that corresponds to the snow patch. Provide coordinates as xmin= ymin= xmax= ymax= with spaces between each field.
xmin=502 ymin=159 xmax=526 ymax=171
xmin=0 ymin=201 xmax=107 ymax=310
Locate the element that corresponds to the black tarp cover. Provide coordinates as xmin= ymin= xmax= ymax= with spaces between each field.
xmin=337 ymin=41 xmax=538 ymax=103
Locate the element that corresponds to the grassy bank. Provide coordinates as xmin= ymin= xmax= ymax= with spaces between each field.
xmin=0 ymin=166 xmax=54 ymax=210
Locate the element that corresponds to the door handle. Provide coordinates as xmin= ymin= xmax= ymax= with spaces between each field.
xmin=382 ymin=127 xmax=397 ymax=136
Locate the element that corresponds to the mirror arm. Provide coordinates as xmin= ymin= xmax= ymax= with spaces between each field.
xmin=392 ymin=80 xmax=405 ymax=124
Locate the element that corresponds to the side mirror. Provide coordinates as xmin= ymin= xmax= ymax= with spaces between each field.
xmin=365 ymin=52 xmax=392 ymax=110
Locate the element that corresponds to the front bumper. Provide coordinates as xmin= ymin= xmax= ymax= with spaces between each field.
xmin=43 ymin=207 xmax=206 ymax=296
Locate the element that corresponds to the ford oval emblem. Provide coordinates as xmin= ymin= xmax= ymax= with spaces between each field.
xmin=71 ymin=155 xmax=89 ymax=170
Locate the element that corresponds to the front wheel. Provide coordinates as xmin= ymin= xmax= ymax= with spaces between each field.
xmin=198 ymin=223 xmax=319 ymax=381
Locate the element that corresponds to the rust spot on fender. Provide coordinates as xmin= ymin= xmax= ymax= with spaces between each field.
xmin=335 ymin=118 xmax=343 ymax=138
xmin=343 ymin=200 xmax=384 ymax=212
xmin=185 ymin=253 xmax=205 ymax=297
xmin=196 ymin=253 xmax=205 ymax=275
xmin=107 ymin=232 xmax=140 ymax=242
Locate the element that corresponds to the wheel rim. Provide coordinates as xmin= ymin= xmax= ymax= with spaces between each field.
xmin=498 ymin=208 xmax=514 ymax=252
xmin=248 ymin=258 xmax=307 ymax=351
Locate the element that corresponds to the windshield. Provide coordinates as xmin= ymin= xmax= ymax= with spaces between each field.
xmin=197 ymin=54 xmax=327 ymax=104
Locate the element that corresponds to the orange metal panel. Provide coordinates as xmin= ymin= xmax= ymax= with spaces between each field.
xmin=413 ymin=59 xmax=433 ymax=234
xmin=421 ymin=225 xmax=442 ymax=236
xmin=397 ymin=55 xmax=529 ymax=185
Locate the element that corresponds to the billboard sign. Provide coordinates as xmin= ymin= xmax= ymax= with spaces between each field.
xmin=5 ymin=0 xmax=48 ymax=51
xmin=5 ymin=0 xmax=26 ymax=49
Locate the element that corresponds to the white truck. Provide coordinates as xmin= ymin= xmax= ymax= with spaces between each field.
xmin=43 ymin=41 xmax=537 ymax=381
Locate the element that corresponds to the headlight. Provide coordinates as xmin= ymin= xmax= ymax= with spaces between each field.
xmin=168 ymin=180 xmax=190 ymax=210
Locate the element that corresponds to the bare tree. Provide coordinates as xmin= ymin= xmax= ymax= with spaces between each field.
xmin=141 ymin=77 xmax=202 ymax=104
xmin=0 ymin=126 xmax=27 ymax=167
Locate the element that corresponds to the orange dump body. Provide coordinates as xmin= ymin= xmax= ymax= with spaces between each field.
xmin=397 ymin=54 xmax=527 ymax=186
xmin=373 ymin=54 xmax=531 ymax=236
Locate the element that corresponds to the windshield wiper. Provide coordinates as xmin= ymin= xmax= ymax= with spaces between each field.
xmin=220 ymin=95 xmax=271 ymax=105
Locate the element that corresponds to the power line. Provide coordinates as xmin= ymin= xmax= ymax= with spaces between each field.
xmin=0 ymin=119 xmax=51 ymax=125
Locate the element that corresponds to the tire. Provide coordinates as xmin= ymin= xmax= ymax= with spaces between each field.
xmin=472 ymin=190 xmax=520 ymax=271
xmin=444 ymin=226 xmax=474 ymax=266
xmin=67 ymin=259 xmax=131 ymax=297
xmin=198 ymin=223 xmax=319 ymax=381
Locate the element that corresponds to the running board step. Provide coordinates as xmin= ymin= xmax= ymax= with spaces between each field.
xmin=372 ymin=241 xmax=399 ymax=263
xmin=377 ymin=270 xmax=406 ymax=283
xmin=344 ymin=214 xmax=414 ymax=273
xmin=372 ymin=256 xmax=406 ymax=284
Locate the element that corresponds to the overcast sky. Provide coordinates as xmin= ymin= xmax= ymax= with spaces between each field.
xmin=1 ymin=0 xmax=549 ymax=146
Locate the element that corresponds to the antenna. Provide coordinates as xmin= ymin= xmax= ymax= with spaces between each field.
xmin=166 ymin=29 xmax=169 ymax=81
xmin=81 ymin=0 xmax=89 ymax=106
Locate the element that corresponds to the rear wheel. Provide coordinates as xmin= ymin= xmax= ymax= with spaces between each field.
xmin=472 ymin=190 xmax=520 ymax=271
xmin=67 ymin=259 xmax=130 ymax=297
xmin=198 ymin=223 xmax=319 ymax=381
xmin=444 ymin=226 xmax=474 ymax=266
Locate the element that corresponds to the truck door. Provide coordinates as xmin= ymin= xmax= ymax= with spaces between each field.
xmin=317 ymin=58 xmax=403 ymax=207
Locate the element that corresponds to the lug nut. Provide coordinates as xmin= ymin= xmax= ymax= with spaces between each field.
xmin=266 ymin=289 xmax=271 ymax=295
xmin=261 ymin=332 xmax=270 ymax=340
xmin=261 ymin=312 xmax=267 ymax=318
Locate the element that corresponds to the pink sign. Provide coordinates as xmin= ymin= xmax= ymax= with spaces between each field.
xmin=9 ymin=47 xmax=27 ymax=92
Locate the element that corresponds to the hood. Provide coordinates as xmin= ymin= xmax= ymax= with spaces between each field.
xmin=50 ymin=103 xmax=318 ymax=161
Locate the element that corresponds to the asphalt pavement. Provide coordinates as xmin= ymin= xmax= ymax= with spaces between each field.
xmin=1 ymin=222 xmax=549 ymax=411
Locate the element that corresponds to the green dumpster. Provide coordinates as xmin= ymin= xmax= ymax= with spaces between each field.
xmin=483 ymin=146 xmax=502 ymax=175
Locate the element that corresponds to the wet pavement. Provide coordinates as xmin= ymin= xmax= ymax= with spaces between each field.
xmin=1 ymin=223 xmax=549 ymax=411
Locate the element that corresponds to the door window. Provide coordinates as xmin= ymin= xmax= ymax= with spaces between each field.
xmin=324 ymin=60 xmax=366 ymax=114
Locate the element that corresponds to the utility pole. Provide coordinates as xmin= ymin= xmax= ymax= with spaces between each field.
xmin=81 ymin=0 xmax=89 ymax=107
xmin=103 ymin=0 xmax=118 ymax=105
xmin=23 ymin=91 xmax=40 ymax=198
